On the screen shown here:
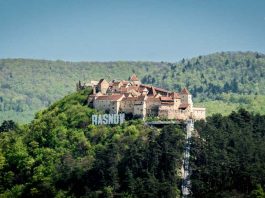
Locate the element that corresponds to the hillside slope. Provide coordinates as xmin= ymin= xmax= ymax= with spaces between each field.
xmin=191 ymin=110 xmax=265 ymax=197
xmin=0 ymin=60 xmax=164 ymax=123
xmin=143 ymin=51 xmax=265 ymax=116
xmin=142 ymin=51 xmax=265 ymax=98
xmin=0 ymin=88 xmax=185 ymax=197
xmin=0 ymin=89 xmax=264 ymax=197
xmin=0 ymin=51 xmax=265 ymax=123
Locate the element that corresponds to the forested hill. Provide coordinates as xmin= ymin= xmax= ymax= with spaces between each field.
xmin=1 ymin=51 xmax=265 ymax=123
xmin=141 ymin=51 xmax=265 ymax=117
xmin=142 ymin=51 xmax=265 ymax=99
xmin=191 ymin=109 xmax=265 ymax=197
xmin=0 ymin=88 xmax=264 ymax=197
xmin=0 ymin=88 xmax=185 ymax=197
xmin=0 ymin=60 xmax=164 ymax=123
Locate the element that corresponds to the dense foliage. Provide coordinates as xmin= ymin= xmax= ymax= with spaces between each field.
xmin=190 ymin=109 xmax=265 ymax=197
xmin=0 ymin=59 xmax=164 ymax=123
xmin=0 ymin=120 xmax=17 ymax=133
xmin=0 ymin=89 xmax=185 ymax=197
xmin=1 ymin=51 xmax=265 ymax=123
xmin=142 ymin=52 xmax=265 ymax=98
xmin=142 ymin=51 xmax=265 ymax=116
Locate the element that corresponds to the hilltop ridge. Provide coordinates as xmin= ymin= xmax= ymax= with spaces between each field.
xmin=0 ymin=51 xmax=265 ymax=123
xmin=0 ymin=88 xmax=185 ymax=197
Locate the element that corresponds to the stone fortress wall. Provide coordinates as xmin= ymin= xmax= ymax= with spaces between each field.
xmin=77 ymin=74 xmax=206 ymax=120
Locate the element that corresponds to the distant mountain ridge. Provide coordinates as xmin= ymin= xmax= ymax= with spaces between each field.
xmin=141 ymin=51 xmax=265 ymax=98
xmin=0 ymin=51 xmax=264 ymax=123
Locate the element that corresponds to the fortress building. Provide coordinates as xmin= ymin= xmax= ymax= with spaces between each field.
xmin=77 ymin=74 xmax=206 ymax=120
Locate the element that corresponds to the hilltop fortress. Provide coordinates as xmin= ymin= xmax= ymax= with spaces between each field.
xmin=77 ymin=74 xmax=206 ymax=120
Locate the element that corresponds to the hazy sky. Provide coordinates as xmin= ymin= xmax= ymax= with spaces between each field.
xmin=0 ymin=0 xmax=265 ymax=61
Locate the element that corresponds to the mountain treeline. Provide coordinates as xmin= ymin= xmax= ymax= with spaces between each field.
xmin=1 ymin=51 xmax=265 ymax=123
xmin=0 ymin=59 xmax=164 ymax=123
xmin=190 ymin=109 xmax=265 ymax=198
xmin=142 ymin=52 xmax=265 ymax=99
xmin=0 ymin=88 xmax=185 ymax=198
xmin=142 ymin=51 xmax=265 ymax=117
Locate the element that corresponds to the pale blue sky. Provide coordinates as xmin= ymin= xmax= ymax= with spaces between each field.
xmin=0 ymin=0 xmax=265 ymax=61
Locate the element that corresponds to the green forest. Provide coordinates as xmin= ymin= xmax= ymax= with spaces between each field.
xmin=141 ymin=51 xmax=265 ymax=116
xmin=0 ymin=59 xmax=163 ymax=123
xmin=1 ymin=87 xmax=265 ymax=197
xmin=0 ymin=89 xmax=186 ymax=197
xmin=1 ymin=51 xmax=265 ymax=123
xmin=190 ymin=109 xmax=265 ymax=198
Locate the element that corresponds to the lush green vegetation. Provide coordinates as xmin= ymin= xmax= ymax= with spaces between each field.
xmin=142 ymin=51 xmax=265 ymax=98
xmin=1 ymin=80 xmax=264 ymax=197
xmin=0 ymin=89 xmax=185 ymax=197
xmin=0 ymin=59 xmax=164 ymax=123
xmin=1 ymin=51 xmax=265 ymax=123
xmin=196 ymin=94 xmax=265 ymax=116
xmin=190 ymin=109 xmax=265 ymax=197
xmin=143 ymin=51 xmax=265 ymax=117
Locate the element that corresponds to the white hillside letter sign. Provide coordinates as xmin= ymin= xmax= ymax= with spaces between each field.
xmin=92 ymin=113 xmax=125 ymax=125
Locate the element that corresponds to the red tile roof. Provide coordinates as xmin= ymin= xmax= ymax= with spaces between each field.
xmin=123 ymin=93 xmax=132 ymax=97
xmin=122 ymin=97 xmax=137 ymax=101
xmin=121 ymin=95 xmax=146 ymax=102
xmin=138 ymin=86 xmax=145 ymax=92
xmin=179 ymin=103 xmax=189 ymax=109
xmin=127 ymin=86 xmax=139 ymax=91
xmin=171 ymin=92 xmax=181 ymax=99
xmin=113 ymin=81 xmax=122 ymax=86
xmin=155 ymin=87 xmax=170 ymax=93
xmin=146 ymin=97 xmax=160 ymax=102
xmin=161 ymin=97 xmax=173 ymax=101
xmin=136 ymin=96 xmax=146 ymax=101
xmin=140 ymin=84 xmax=151 ymax=88
xmin=139 ymin=84 xmax=172 ymax=95
xmin=120 ymin=87 xmax=127 ymax=92
xmin=151 ymin=86 xmax=157 ymax=96
xmin=130 ymin=74 xmax=139 ymax=81
xmin=95 ymin=95 xmax=124 ymax=101
xmin=161 ymin=101 xmax=174 ymax=105
xmin=122 ymin=81 xmax=130 ymax=85
xmin=180 ymin=87 xmax=190 ymax=95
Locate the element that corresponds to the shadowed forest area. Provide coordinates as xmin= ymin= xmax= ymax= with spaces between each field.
xmin=190 ymin=109 xmax=265 ymax=198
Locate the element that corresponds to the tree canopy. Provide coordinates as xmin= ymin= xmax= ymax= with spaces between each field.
xmin=190 ymin=109 xmax=265 ymax=197
xmin=0 ymin=88 xmax=264 ymax=197
xmin=0 ymin=88 xmax=185 ymax=197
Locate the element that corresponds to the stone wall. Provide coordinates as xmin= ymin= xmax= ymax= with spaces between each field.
xmin=192 ymin=107 xmax=206 ymax=120
xmin=120 ymin=100 xmax=135 ymax=114
xmin=133 ymin=101 xmax=146 ymax=118
xmin=146 ymin=100 xmax=161 ymax=116
xmin=93 ymin=100 xmax=120 ymax=114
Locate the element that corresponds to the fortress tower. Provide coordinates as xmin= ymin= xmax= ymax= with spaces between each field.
xmin=180 ymin=87 xmax=193 ymax=109
xmin=130 ymin=74 xmax=141 ymax=86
